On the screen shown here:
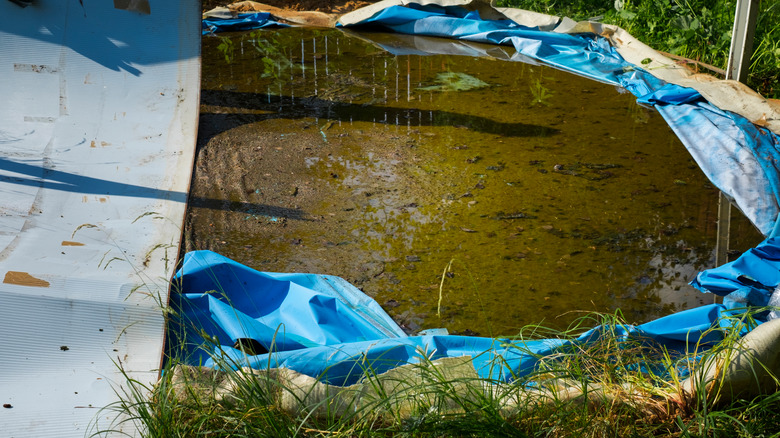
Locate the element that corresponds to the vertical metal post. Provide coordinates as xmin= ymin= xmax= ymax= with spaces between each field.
xmin=726 ymin=0 xmax=759 ymax=83
xmin=714 ymin=192 xmax=731 ymax=304
xmin=715 ymin=192 xmax=731 ymax=267
xmin=713 ymin=0 xmax=759 ymax=272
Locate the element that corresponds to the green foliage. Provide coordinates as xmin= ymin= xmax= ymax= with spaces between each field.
xmin=216 ymin=36 xmax=235 ymax=64
xmin=247 ymin=30 xmax=296 ymax=80
xmin=215 ymin=31 xmax=300 ymax=85
xmin=496 ymin=0 xmax=780 ymax=98
xmin=529 ymin=70 xmax=554 ymax=106
xmin=93 ymin=307 xmax=780 ymax=437
xmin=749 ymin=0 xmax=780 ymax=98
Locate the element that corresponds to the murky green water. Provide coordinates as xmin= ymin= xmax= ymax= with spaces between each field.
xmin=191 ymin=28 xmax=763 ymax=336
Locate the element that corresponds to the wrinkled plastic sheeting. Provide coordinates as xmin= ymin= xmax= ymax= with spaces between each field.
xmin=202 ymin=12 xmax=289 ymax=35
xmin=342 ymin=30 xmax=542 ymax=64
xmin=692 ymin=236 xmax=780 ymax=310
xmin=337 ymin=3 xmax=780 ymax=237
xmin=173 ymin=251 xmax=749 ymax=386
xmin=172 ymin=250 xmax=406 ymax=359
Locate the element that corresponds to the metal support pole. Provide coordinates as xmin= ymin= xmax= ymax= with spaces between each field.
xmin=715 ymin=191 xmax=731 ymax=267
xmin=714 ymin=192 xmax=732 ymax=304
xmin=726 ymin=0 xmax=759 ymax=83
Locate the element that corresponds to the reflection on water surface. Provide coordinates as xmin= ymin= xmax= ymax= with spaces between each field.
xmin=188 ymin=27 xmax=763 ymax=336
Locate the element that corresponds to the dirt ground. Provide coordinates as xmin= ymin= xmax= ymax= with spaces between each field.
xmin=202 ymin=0 xmax=376 ymax=14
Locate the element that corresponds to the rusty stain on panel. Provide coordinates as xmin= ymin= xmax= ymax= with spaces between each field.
xmin=99 ymin=197 xmax=107 ymax=203
xmin=13 ymin=63 xmax=59 ymax=74
xmin=3 ymin=271 xmax=50 ymax=287
xmin=61 ymin=241 xmax=85 ymax=246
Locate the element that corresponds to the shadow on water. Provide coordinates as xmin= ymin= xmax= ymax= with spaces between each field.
xmin=0 ymin=156 xmax=309 ymax=220
xmin=188 ymin=197 xmax=311 ymax=221
xmin=198 ymin=89 xmax=560 ymax=145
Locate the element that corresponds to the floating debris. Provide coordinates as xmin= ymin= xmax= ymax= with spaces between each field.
xmin=494 ymin=212 xmax=537 ymax=220
xmin=418 ymin=72 xmax=489 ymax=92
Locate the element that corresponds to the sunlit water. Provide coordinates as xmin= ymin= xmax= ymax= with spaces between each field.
xmin=190 ymin=27 xmax=763 ymax=336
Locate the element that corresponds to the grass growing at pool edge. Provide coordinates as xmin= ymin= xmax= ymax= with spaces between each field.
xmin=89 ymin=306 xmax=780 ymax=437
xmin=495 ymin=0 xmax=780 ymax=99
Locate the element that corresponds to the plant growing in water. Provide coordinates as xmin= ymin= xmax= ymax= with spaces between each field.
xmin=216 ymin=36 xmax=235 ymax=64
xmin=529 ymin=71 xmax=554 ymax=106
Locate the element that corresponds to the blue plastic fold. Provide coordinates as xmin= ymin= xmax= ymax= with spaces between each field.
xmin=172 ymin=251 xmax=752 ymax=386
xmin=171 ymin=250 xmax=407 ymax=367
xmin=692 ymin=236 xmax=780 ymax=309
xmin=202 ymin=12 xmax=289 ymax=35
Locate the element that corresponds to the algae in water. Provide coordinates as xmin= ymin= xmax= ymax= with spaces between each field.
xmin=418 ymin=72 xmax=490 ymax=92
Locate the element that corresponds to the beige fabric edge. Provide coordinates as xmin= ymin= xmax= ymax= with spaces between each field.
xmin=168 ymin=320 xmax=780 ymax=417
xmin=576 ymin=21 xmax=780 ymax=134
xmin=678 ymin=317 xmax=780 ymax=405
xmin=492 ymin=6 xmax=559 ymax=31
xmin=205 ymin=2 xmax=339 ymax=27
xmin=336 ymin=0 xmax=780 ymax=135
xmin=337 ymin=0 xmax=510 ymax=26
xmin=206 ymin=0 xmax=777 ymax=136
xmin=168 ymin=356 xmax=669 ymax=418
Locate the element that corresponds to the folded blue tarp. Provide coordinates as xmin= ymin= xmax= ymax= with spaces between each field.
xmin=693 ymin=236 xmax=780 ymax=309
xmin=173 ymin=251 xmax=749 ymax=385
xmin=202 ymin=12 xmax=289 ymax=35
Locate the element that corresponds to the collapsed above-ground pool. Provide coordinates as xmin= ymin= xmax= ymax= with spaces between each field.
xmin=184 ymin=0 xmax=780 ymax=399
xmin=171 ymin=245 xmax=780 ymax=407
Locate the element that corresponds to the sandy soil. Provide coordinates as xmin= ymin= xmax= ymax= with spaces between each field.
xmin=202 ymin=0 xmax=376 ymax=14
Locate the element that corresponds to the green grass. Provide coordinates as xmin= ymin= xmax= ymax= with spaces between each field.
xmin=90 ymin=308 xmax=780 ymax=437
xmin=496 ymin=0 xmax=780 ymax=99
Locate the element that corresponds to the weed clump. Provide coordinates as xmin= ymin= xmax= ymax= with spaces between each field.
xmin=496 ymin=0 xmax=780 ymax=99
xmin=92 ymin=309 xmax=780 ymax=437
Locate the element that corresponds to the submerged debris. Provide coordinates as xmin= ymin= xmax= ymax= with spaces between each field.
xmin=418 ymin=72 xmax=490 ymax=92
xmin=494 ymin=212 xmax=537 ymax=220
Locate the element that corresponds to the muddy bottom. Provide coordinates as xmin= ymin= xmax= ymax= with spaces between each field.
xmin=186 ymin=27 xmax=763 ymax=336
